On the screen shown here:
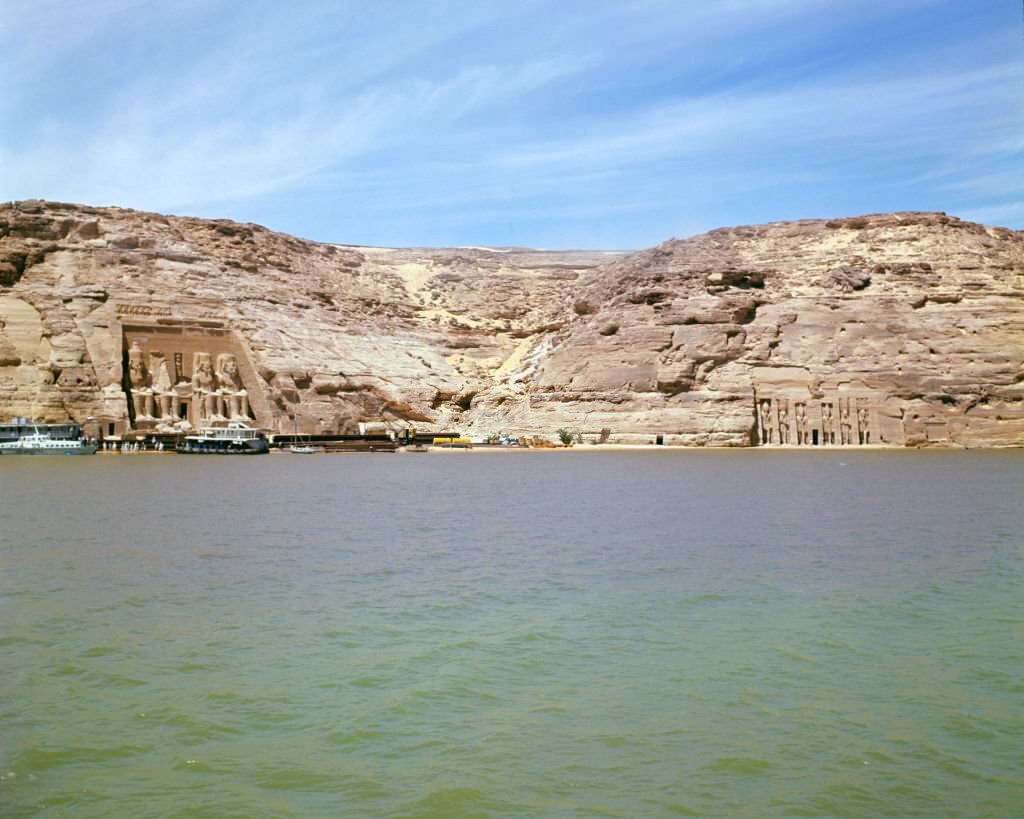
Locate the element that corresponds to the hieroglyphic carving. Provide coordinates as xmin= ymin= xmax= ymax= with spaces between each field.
xmin=117 ymin=304 xmax=163 ymax=317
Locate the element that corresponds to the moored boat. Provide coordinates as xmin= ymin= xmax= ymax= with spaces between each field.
xmin=0 ymin=428 xmax=98 ymax=455
xmin=177 ymin=422 xmax=269 ymax=455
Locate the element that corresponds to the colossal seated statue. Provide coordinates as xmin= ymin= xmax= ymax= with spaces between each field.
xmin=128 ymin=340 xmax=154 ymax=420
xmin=149 ymin=351 xmax=175 ymax=421
xmin=191 ymin=352 xmax=218 ymax=422
xmin=216 ymin=353 xmax=249 ymax=420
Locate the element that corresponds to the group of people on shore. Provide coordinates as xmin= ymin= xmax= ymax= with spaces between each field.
xmin=100 ymin=440 xmax=167 ymax=452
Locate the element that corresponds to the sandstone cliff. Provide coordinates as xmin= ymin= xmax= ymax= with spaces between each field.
xmin=1 ymin=200 xmax=1021 ymax=447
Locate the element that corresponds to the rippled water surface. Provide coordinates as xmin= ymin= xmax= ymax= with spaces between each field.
xmin=1 ymin=450 xmax=1022 ymax=817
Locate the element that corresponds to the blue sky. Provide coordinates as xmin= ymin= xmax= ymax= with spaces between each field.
xmin=1 ymin=1 xmax=1021 ymax=248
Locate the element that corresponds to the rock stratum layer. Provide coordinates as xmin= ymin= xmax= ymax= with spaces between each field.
xmin=1 ymin=200 xmax=1021 ymax=447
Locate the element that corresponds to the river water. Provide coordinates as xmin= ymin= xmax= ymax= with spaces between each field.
xmin=1 ymin=450 xmax=1021 ymax=817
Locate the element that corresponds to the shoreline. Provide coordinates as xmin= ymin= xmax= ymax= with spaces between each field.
xmin=413 ymin=442 xmax=1016 ymax=453
xmin=85 ymin=443 xmax=1022 ymax=456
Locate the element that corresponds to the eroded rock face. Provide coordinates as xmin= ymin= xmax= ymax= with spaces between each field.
xmin=0 ymin=201 xmax=1020 ymax=447
xmin=469 ymin=213 xmax=1024 ymax=447
xmin=0 ymin=200 xmax=621 ymax=437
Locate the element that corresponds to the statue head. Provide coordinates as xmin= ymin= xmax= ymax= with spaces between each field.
xmin=192 ymin=352 xmax=214 ymax=390
xmin=216 ymin=353 xmax=241 ymax=390
xmin=217 ymin=353 xmax=237 ymax=375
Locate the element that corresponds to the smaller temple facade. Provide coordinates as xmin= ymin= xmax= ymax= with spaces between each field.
xmin=751 ymin=369 xmax=898 ymax=446
xmin=753 ymin=392 xmax=882 ymax=447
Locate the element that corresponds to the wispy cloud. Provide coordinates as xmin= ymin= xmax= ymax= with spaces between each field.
xmin=1 ymin=1 xmax=1019 ymax=245
xmin=958 ymin=202 xmax=1024 ymax=228
xmin=491 ymin=61 xmax=1021 ymax=169
xmin=3 ymin=53 xmax=589 ymax=211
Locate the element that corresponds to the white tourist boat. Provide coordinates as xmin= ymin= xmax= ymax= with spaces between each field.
xmin=177 ymin=422 xmax=269 ymax=455
xmin=0 ymin=428 xmax=98 ymax=455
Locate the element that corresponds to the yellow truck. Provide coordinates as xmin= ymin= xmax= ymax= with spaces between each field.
xmin=432 ymin=436 xmax=473 ymax=448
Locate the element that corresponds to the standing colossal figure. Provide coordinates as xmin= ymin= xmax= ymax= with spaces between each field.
xmin=839 ymin=399 xmax=852 ymax=446
xmin=858 ymin=405 xmax=870 ymax=445
xmin=795 ymin=403 xmax=808 ymax=445
xmin=821 ymin=402 xmax=835 ymax=445
xmin=759 ymin=400 xmax=772 ymax=445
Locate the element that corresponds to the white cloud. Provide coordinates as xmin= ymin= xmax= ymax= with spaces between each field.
xmin=957 ymin=202 xmax=1024 ymax=228
xmin=490 ymin=61 xmax=1022 ymax=170
xmin=1 ymin=36 xmax=588 ymax=210
xmin=936 ymin=173 xmax=1024 ymax=199
xmin=1 ymin=0 xmax=1019 ymax=243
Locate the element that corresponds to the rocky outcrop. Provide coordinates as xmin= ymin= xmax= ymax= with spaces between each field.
xmin=0 ymin=200 xmax=1020 ymax=447
xmin=469 ymin=213 xmax=1024 ymax=447
xmin=0 ymin=200 xmax=622 ymax=438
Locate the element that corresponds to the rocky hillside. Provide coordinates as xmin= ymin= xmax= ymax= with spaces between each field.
xmin=1 ymin=200 xmax=1021 ymax=447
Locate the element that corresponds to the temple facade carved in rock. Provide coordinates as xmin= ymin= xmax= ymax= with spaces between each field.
xmin=121 ymin=322 xmax=272 ymax=432
xmin=753 ymin=393 xmax=882 ymax=446
xmin=751 ymin=368 xmax=896 ymax=446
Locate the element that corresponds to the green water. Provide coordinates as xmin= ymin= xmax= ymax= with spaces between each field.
xmin=1 ymin=451 xmax=1022 ymax=817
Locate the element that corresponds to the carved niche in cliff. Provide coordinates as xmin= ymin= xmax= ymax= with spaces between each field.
xmin=121 ymin=323 xmax=262 ymax=430
xmin=752 ymin=384 xmax=892 ymax=447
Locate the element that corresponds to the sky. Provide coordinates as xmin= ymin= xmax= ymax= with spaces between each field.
xmin=1 ymin=0 xmax=1021 ymax=248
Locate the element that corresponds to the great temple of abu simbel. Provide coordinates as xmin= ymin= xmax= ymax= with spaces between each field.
xmin=120 ymin=320 xmax=273 ymax=433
